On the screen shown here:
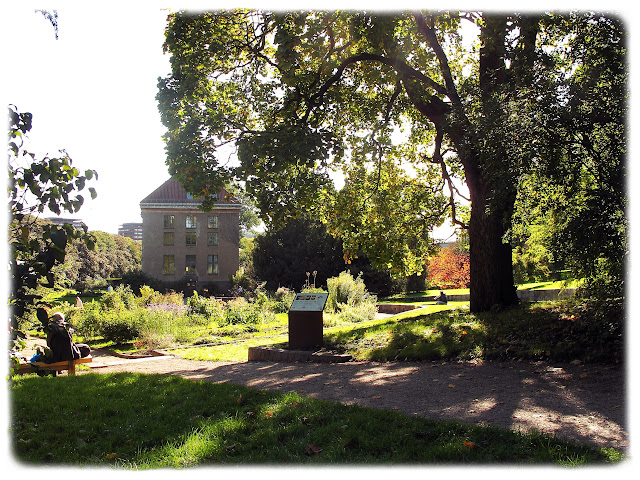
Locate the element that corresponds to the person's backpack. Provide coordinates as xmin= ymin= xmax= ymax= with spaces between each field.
xmin=46 ymin=320 xmax=80 ymax=363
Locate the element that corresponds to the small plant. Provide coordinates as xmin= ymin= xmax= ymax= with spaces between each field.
xmin=326 ymin=271 xmax=378 ymax=322
xmin=303 ymin=270 xmax=318 ymax=290
xmin=224 ymin=297 xmax=274 ymax=325
xmin=187 ymin=291 xmax=225 ymax=320
xmin=272 ymin=287 xmax=295 ymax=313
xmin=100 ymin=285 xmax=136 ymax=311
xmin=138 ymin=285 xmax=162 ymax=306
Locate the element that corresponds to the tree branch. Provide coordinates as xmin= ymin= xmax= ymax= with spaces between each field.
xmin=302 ymin=52 xmax=448 ymax=123
xmin=425 ymin=127 xmax=469 ymax=229
xmin=413 ymin=12 xmax=464 ymax=112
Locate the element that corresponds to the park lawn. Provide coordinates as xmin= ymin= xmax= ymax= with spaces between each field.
xmin=172 ymin=299 xmax=621 ymax=364
xmin=9 ymin=372 xmax=620 ymax=466
xmin=170 ymin=304 xmax=463 ymax=362
xmin=324 ymin=300 xmax=621 ymax=363
xmin=381 ymin=281 xmax=581 ymax=303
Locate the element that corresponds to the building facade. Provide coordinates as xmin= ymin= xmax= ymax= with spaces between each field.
xmin=46 ymin=217 xmax=86 ymax=230
xmin=118 ymin=222 xmax=143 ymax=241
xmin=140 ymin=178 xmax=241 ymax=294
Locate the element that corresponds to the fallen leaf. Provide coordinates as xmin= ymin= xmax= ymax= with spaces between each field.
xmin=371 ymin=395 xmax=381 ymax=399
xmin=448 ymin=384 xmax=455 ymax=388
xmin=265 ymin=411 xmax=273 ymax=417
xmin=463 ymin=441 xmax=476 ymax=449
xmin=579 ymin=373 xmax=589 ymax=379
xmin=106 ymin=453 xmax=118 ymax=459
xmin=304 ymin=444 xmax=323 ymax=456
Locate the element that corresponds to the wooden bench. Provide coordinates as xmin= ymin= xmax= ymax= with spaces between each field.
xmin=14 ymin=356 xmax=92 ymax=376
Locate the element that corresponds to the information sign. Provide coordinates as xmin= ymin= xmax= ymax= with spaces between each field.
xmin=289 ymin=292 xmax=329 ymax=312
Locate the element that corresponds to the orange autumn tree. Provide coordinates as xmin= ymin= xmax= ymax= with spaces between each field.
xmin=427 ymin=245 xmax=470 ymax=289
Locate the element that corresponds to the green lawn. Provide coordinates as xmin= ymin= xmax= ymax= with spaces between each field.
xmin=382 ymin=281 xmax=580 ymax=302
xmin=9 ymin=373 xmax=620 ymax=466
xmin=171 ymin=300 xmax=622 ymax=365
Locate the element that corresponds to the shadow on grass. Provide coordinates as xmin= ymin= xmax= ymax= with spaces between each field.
xmin=324 ymin=301 xmax=623 ymax=364
xmin=323 ymin=313 xmax=486 ymax=362
xmin=10 ymin=372 xmax=615 ymax=467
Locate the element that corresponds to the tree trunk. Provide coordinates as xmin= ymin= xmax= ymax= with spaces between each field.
xmin=467 ymin=189 xmax=519 ymax=312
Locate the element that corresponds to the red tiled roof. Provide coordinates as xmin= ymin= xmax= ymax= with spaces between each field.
xmin=140 ymin=178 xmax=240 ymax=205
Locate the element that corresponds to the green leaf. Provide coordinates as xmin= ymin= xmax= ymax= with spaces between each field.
xmin=36 ymin=308 xmax=49 ymax=328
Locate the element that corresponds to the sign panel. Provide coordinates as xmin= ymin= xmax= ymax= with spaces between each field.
xmin=289 ymin=292 xmax=329 ymax=312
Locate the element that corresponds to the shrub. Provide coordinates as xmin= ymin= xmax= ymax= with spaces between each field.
xmin=99 ymin=310 xmax=141 ymax=343
xmin=187 ymin=291 xmax=225 ymax=320
xmin=138 ymin=285 xmax=162 ymax=306
xmin=101 ymin=285 xmax=136 ymax=311
xmin=224 ymin=297 xmax=274 ymax=325
xmin=136 ymin=308 xmax=180 ymax=349
xmin=272 ymin=287 xmax=295 ymax=313
xmin=326 ymin=271 xmax=377 ymax=314
xmin=335 ymin=301 xmax=378 ymax=324
xmin=116 ymin=269 xmax=162 ymax=294
xmin=72 ymin=301 xmax=103 ymax=338
xmin=427 ymin=245 xmax=470 ymax=289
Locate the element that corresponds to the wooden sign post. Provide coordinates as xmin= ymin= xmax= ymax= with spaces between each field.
xmin=288 ymin=292 xmax=329 ymax=350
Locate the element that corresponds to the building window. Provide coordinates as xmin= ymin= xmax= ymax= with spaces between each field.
xmin=163 ymin=255 xmax=175 ymax=275
xmin=207 ymin=232 xmax=218 ymax=246
xmin=185 ymin=215 xmax=197 ymax=229
xmin=207 ymin=255 xmax=219 ymax=275
xmin=163 ymin=232 xmax=174 ymax=246
xmin=208 ymin=215 xmax=219 ymax=229
xmin=164 ymin=215 xmax=174 ymax=229
xmin=186 ymin=232 xmax=197 ymax=246
xmin=185 ymin=255 xmax=197 ymax=275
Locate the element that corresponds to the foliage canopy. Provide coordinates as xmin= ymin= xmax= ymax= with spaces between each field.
xmin=158 ymin=10 xmax=627 ymax=311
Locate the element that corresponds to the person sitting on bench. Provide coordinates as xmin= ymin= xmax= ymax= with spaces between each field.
xmin=46 ymin=312 xmax=91 ymax=363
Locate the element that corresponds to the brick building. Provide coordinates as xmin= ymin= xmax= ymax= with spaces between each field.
xmin=140 ymin=178 xmax=241 ymax=294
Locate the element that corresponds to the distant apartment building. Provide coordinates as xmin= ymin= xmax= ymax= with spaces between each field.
xmin=118 ymin=222 xmax=143 ymax=241
xmin=140 ymin=178 xmax=241 ymax=293
xmin=46 ymin=217 xmax=86 ymax=229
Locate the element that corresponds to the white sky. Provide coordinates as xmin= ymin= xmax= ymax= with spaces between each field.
xmin=2 ymin=5 xmax=174 ymax=234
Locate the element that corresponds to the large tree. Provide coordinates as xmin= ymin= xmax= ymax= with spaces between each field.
xmin=158 ymin=10 xmax=626 ymax=312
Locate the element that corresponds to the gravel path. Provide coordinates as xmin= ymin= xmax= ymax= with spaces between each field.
xmin=83 ymin=350 xmax=627 ymax=451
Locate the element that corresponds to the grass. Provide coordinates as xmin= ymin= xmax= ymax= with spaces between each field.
xmin=171 ymin=304 xmax=463 ymax=362
xmin=381 ymin=281 xmax=580 ymax=302
xmin=170 ymin=299 xmax=622 ymax=365
xmin=324 ymin=300 xmax=622 ymax=364
xmin=9 ymin=372 xmax=620 ymax=466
